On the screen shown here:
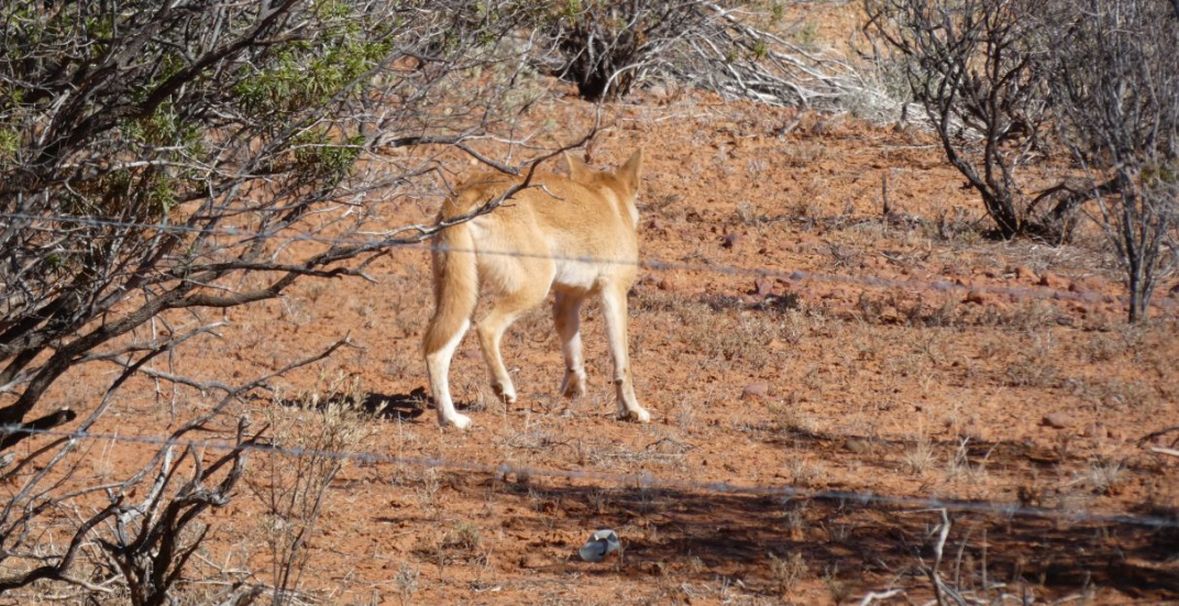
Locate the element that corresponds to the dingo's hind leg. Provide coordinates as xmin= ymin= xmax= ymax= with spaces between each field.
xmin=600 ymin=283 xmax=650 ymax=422
xmin=425 ymin=317 xmax=473 ymax=430
xmin=423 ymin=230 xmax=478 ymax=430
xmin=553 ymin=290 xmax=587 ymax=399
xmin=477 ymin=280 xmax=550 ymax=405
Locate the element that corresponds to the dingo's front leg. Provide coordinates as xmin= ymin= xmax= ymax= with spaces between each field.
xmin=476 ymin=312 xmax=518 ymax=404
xmin=600 ymin=284 xmax=650 ymax=423
xmin=553 ymin=291 xmax=587 ymax=399
xmin=477 ymin=283 xmax=549 ymax=405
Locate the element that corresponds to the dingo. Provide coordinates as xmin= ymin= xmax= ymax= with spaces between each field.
xmin=422 ymin=150 xmax=651 ymax=429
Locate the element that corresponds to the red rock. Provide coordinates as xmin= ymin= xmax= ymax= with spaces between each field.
xmin=1041 ymin=412 xmax=1072 ymax=429
xmin=1039 ymin=272 xmax=1068 ymax=289
xmin=1015 ymin=265 xmax=1039 ymax=283
xmin=741 ymin=382 xmax=770 ymax=400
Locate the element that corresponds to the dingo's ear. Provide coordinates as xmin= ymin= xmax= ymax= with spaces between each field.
xmin=565 ymin=152 xmax=590 ymax=181
xmin=618 ymin=149 xmax=644 ymax=190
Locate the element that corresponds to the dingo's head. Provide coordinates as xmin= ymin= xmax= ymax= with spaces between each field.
xmin=563 ymin=148 xmax=641 ymax=221
xmin=565 ymin=150 xmax=644 ymax=202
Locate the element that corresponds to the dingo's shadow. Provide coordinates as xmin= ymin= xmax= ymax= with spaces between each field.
xmin=268 ymin=387 xmax=429 ymax=421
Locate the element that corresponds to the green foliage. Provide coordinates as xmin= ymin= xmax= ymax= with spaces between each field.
xmin=234 ymin=24 xmax=390 ymax=119
xmin=561 ymin=0 xmax=583 ymax=18
xmin=124 ymin=101 xmax=201 ymax=149
xmin=751 ymin=39 xmax=769 ymax=60
xmin=0 ymin=128 xmax=17 ymax=164
xmin=1143 ymin=161 xmax=1179 ymax=187
xmin=65 ymin=167 xmax=176 ymax=220
xmin=292 ymin=129 xmax=364 ymax=181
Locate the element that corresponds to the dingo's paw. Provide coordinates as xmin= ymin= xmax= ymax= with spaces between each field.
xmin=619 ymin=407 xmax=651 ymax=423
xmin=560 ymin=371 xmax=587 ymax=399
xmin=441 ymin=413 xmax=472 ymax=430
xmin=492 ymin=382 xmax=517 ymax=404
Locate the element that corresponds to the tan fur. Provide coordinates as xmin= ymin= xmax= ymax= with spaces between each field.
xmin=422 ymin=150 xmax=650 ymax=429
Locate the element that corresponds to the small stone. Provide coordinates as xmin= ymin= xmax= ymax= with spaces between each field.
xmin=741 ymin=382 xmax=770 ymax=400
xmin=721 ymin=233 xmax=741 ymax=249
xmin=1015 ymin=265 xmax=1039 ymax=283
xmin=1041 ymin=412 xmax=1072 ymax=429
xmin=959 ymin=424 xmax=985 ymax=442
xmin=1039 ymin=272 xmax=1068 ymax=289
xmin=844 ymin=438 xmax=871 ymax=454
xmin=755 ymin=277 xmax=774 ymax=296
xmin=964 ymin=290 xmax=988 ymax=305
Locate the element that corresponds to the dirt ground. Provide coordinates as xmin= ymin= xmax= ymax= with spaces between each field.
xmin=10 ymin=5 xmax=1179 ymax=606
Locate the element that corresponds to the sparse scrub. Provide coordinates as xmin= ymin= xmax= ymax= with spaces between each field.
xmin=1077 ymin=459 xmax=1126 ymax=496
xmin=412 ymin=521 xmax=487 ymax=568
xmin=444 ymin=521 xmax=484 ymax=553
xmin=903 ymin=436 xmax=936 ymax=476
xmin=823 ymin=566 xmax=853 ymax=604
xmin=768 ymin=551 xmax=808 ymax=595
xmin=395 ymin=563 xmax=420 ymax=604
xmin=770 ymin=400 xmax=820 ymax=435
xmin=252 ymin=375 xmax=378 ymax=604
xmin=1067 ymin=377 xmax=1158 ymax=412
xmin=786 ymin=458 xmax=826 ymax=486
xmin=0 ymin=1 xmax=1174 ymax=602
xmin=1001 ymin=332 xmax=1061 ymax=388
xmin=1079 ymin=333 xmax=1126 ymax=363
xmin=946 ymin=438 xmax=989 ymax=483
xmin=541 ymin=0 xmax=711 ymax=100
xmin=781 ymin=140 xmax=829 ymax=167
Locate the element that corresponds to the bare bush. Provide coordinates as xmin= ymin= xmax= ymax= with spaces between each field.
xmin=865 ymin=0 xmax=1178 ymax=316
xmin=248 ymin=376 xmax=377 ymax=604
xmin=95 ymin=421 xmax=257 ymax=606
xmin=538 ymin=2 xmax=879 ymax=110
xmin=541 ymin=0 xmax=708 ymax=100
xmin=863 ymin=0 xmax=1056 ymax=240
xmin=1042 ymin=0 xmax=1179 ymax=322
xmin=0 ymin=0 xmax=553 ymax=598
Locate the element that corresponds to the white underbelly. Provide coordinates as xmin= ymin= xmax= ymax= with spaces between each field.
xmin=552 ymin=259 xmax=602 ymax=291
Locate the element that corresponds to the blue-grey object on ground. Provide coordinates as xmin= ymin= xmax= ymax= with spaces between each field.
xmin=578 ymin=529 xmax=621 ymax=562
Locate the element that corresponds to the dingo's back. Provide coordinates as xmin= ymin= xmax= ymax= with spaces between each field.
xmin=422 ymin=151 xmax=649 ymax=429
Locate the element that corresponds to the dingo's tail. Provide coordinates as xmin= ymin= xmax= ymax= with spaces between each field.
xmin=423 ymin=222 xmax=478 ymax=356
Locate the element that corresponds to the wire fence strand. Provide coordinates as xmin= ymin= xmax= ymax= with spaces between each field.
xmin=3 ymin=210 xmax=1174 ymax=311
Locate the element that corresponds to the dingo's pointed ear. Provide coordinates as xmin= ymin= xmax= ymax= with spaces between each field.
xmin=565 ymin=152 xmax=590 ymax=181
xmin=618 ymin=149 xmax=643 ymax=189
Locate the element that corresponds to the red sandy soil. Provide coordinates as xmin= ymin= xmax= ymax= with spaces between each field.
xmin=8 ymin=8 xmax=1179 ymax=606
